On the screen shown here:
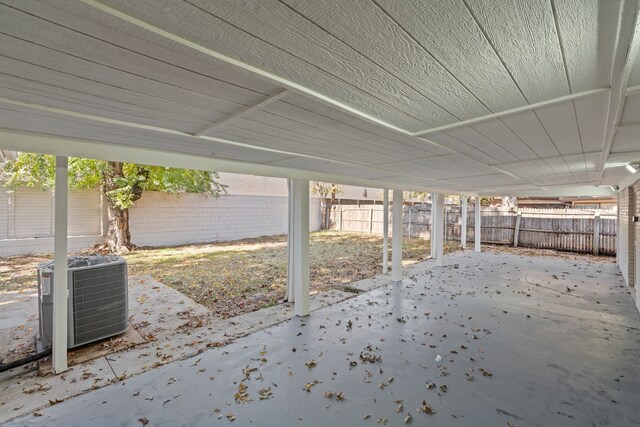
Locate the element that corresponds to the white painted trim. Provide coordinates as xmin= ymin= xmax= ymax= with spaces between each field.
xmin=289 ymin=179 xmax=310 ymax=317
xmin=78 ymin=0 xmax=410 ymax=135
xmin=52 ymin=156 xmax=68 ymax=373
xmin=391 ymin=190 xmax=403 ymax=281
xmin=412 ymin=88 xmax=609 ymax=137
xmin=382 ymin=189 xmax=389 ymax=275
xmin=193 ymin=89 xmax=288 ymax=137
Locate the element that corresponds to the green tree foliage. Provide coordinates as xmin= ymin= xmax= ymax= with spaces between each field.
xmin=2 ymin=153 xmax=226 ymax=252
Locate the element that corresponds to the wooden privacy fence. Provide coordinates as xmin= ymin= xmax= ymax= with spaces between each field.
xmin=329 ymin=205 xmax=617 ymax=255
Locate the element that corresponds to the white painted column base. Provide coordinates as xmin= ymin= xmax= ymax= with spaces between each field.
xmin=474 ymin=195 xmax=482 ymax=253
xmin=52 ymin=156 xmax=69 ymax=373
xmin=288 ymin=179 xmax=310 ymax=317
xmin=391 ymin=190 xmax=403 ymax=281
xmin=382 ymin=189 xmax=389 ymax=275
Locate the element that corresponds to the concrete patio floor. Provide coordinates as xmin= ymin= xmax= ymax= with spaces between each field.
xmin=5 ymin=250 xmax=640 ymax=427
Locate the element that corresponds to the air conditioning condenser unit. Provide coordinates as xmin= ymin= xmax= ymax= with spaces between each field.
xmin=37 ymin=255 xmax=128 ymax=349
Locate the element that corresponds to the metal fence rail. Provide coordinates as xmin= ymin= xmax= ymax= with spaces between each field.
xmin=329 ymin=205 xmax=617 ymax=255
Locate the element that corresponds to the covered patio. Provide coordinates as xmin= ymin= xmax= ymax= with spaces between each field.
xmin=1 ymin=0 xmax=640 ymax=425
xmin=6 ymin=250 xmax=640 ymax=426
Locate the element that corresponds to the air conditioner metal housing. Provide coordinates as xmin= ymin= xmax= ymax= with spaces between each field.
xmin=37 ymin=255 xmax=128 ymax=349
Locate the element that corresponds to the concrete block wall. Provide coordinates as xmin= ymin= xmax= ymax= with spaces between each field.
xmin=0 ymin=188 xmax=103 ymax=255
xmin=129 ymin=193 xmax=322 ymax=247
xmin=0 ymin=173 xmax=323 ymax=255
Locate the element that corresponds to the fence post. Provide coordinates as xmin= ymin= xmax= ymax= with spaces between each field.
xmin=513 ymin=210 xmax=522 ymax=247
xmin=593 ymin=212 xmax=601 ymax=255
xmin=408 ymin=207 xmax=412 ymax=238
xmin=338 ymin=207 xmax=342 ymax=231
xmin=369 ymin=207 xmax=374 ymax=235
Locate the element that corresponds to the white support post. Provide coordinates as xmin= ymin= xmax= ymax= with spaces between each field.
xmin=593 ymin=211 xmax=601 ymax=256
xmin=286 ymin=179 xmax=294 ymax=303
xmin=288 ymin=179 xmax=310 ymax=317
xmin=391 ymin=190 xmax=403 ymax=281
xmin=430 ymin=193 xmax=437 ymax=258
xmin=434 ymin=193 xmax=445 ymax=266
xmin=52 ymin=156 xmax=68 ymax=373
xmin=513 ymin=210 xmax=522 ymax=247
xmin=474 ymin=195 xmax=482 ymax=253
xmin=382 ymin=189 xmax=389 ymax=274
xmin=460 ymin=196 xmax=467 ymax=249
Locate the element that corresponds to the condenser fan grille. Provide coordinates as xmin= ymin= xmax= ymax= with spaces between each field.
xmin=72 ymin=264 xmax=128 ymax=346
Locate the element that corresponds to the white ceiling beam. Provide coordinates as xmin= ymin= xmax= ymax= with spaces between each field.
xmin=412 ymin=87 xmax=609 ymax=137
xmin=369 ymin=154 xmax=449 ymax=168
xmin=598 ymin=2 xmax=640 ymax=184
xmin=0 ymin=128 xmax=447 ymax=193
xmin=492 ymin=151 xmax=601 ymax=168
xmin=606 ymin=150 xmax=640 ymax=164
xmin=193 ymin=89 xmax=288 ymax=137
xmin=486 ymin=185 xmax=615 ymax=197
xmin=78 ymin=0 xmax=410 ymax=135
xmin=0 ymin=96 xmax=366 ymax=169
xmin=626 ymin=84 xmax=640 ymax=96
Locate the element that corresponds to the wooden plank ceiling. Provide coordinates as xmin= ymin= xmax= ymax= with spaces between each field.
xmin=0 ymin=0 xmax=639 ymax=195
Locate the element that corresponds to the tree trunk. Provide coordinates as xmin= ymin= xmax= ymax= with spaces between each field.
xmin=98 ymin=161 xmax=136 ymax=254
xmin=326 ymin=190 xmax=336 ymax=229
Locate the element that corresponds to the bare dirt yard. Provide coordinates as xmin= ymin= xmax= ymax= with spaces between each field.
xmin=0 ymin=231 xmax=460 ymax=319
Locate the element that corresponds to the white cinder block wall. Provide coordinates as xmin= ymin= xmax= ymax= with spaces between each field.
xmin=129 ymin=193 xmax=321 ymax=247
xmin=0 ymin=174 xmax=322 ymax=255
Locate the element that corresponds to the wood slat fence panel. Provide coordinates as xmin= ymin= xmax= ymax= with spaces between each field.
xmin=330 ymin=205 xmax=617 ymax=255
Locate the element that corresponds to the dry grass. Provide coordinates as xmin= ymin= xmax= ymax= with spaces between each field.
xmin=0 ymin=231 xmax=459 ymax=318
xmin=125 ymin=231 xmax=460 ymax=318
xmin=0 ymin=254 xmax=50 ymax=293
